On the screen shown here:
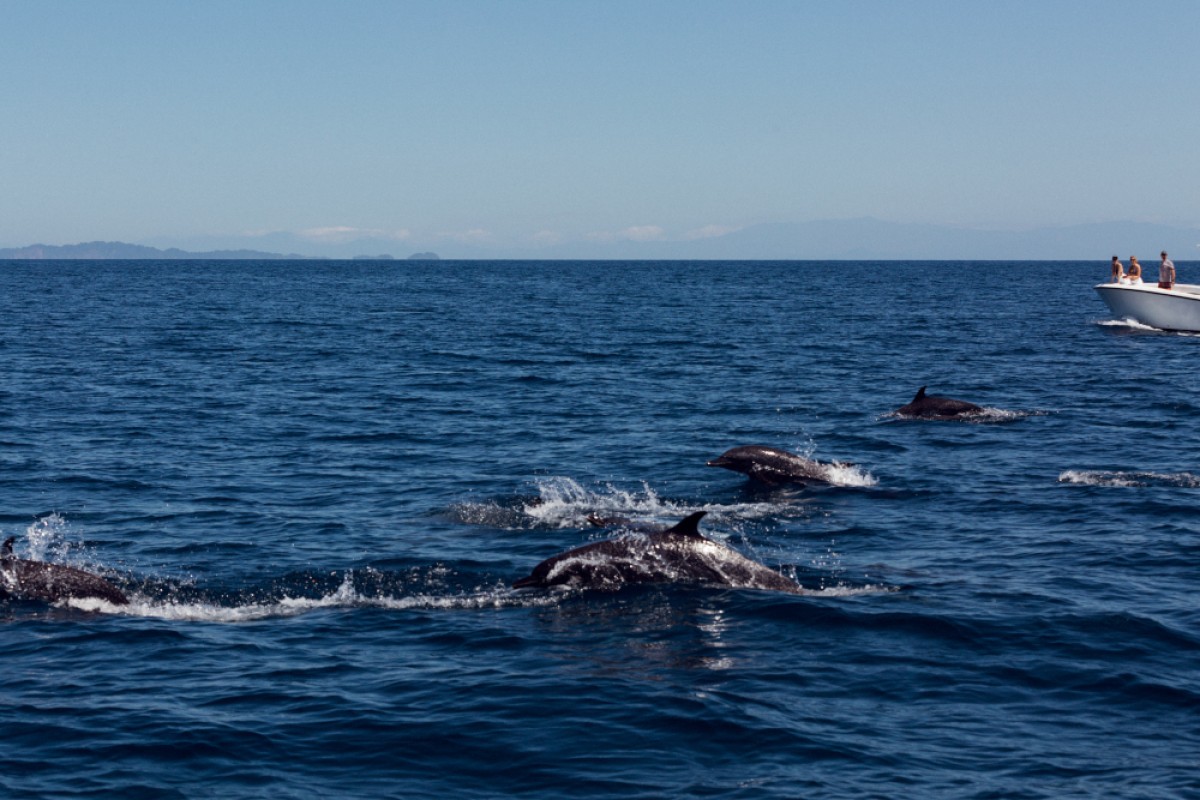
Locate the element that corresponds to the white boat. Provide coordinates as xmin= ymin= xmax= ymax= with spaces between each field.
xmin=1094 ymin=281 xmax=1200 ymax=332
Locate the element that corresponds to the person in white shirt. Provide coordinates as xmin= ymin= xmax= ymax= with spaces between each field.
xmin=1159 ymin=251 xmax=1175 ymax=289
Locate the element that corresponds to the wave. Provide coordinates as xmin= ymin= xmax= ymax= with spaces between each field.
xmin=53 ymin=569 xmax=895 ymax=622
xmin=1058 ymin=469 xmax=1200 ymax=488
xmin=882 ymin=407 xmax=1047 ymax=424
xmin=446 ymin=476 xmax=806 ymax=532
xmin=56 ymin=572 xmax=562 ymax=622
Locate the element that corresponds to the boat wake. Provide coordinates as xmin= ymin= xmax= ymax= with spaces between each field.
xmin=1096 ymin=318 xmax=1200 ymax=337
xmin=1097 ymin=317 xmax=1158 ymax=331
xmin=1058 ymin=469 xmax=1200 ymax=488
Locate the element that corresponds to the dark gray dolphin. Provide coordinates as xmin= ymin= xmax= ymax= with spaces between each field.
xmin=706 ymin=445 xmax=849 ymax=487
xmin=1 ymin=537 xmax=129 ymax=606
xmin=513 ymin=511 xmax=806 ymax=594
xmin=895 ymin=386 xmax=983 ymax=419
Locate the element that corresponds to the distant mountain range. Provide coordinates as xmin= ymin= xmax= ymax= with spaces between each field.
xmin=0 ymin=241 xmax=442 ymax=261
xmin=2 ymin=219 xmax=1197 ymax=261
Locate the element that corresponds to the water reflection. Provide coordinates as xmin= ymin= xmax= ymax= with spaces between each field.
xmin=532 ymin=588 xmax=750 ymax=678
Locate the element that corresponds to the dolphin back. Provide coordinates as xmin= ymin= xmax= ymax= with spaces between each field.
xmin=2 ymin=545 xmax=129 ymax=606
xmin=661 ymin=511 xmax=707 ymax=539
xmin=512 ymin=510 xmax=806 ymax=595
xmin=897 ymin=386 xmax=983 ymax=418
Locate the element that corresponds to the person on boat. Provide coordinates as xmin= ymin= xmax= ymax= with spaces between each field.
xmin=1159 ymin=251 xmax=1175 ymax=289
xmin=1111 ymin=256 xmax=1124 ymax=283
xmin=1127 ymin=256 xmax=1143 ymax=285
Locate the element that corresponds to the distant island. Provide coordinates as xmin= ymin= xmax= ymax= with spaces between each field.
xmin=0 ymin=241 xmax=443 ymax=261
xmin=349 ymin=253 xmax=441 ymax=261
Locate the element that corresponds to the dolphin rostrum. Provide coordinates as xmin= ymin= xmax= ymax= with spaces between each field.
xmin=706 ymin=445 xmax=851 ymax=487
xmin=512 ymin=511 xmax=807 ymax=594
xmin=895 ymin=386 xmax=983 ymax=419
xmin=1 ymin=537 xmax=129 ymax=606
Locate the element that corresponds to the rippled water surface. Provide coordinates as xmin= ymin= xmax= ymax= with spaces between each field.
xmin=1 ymin=260 xmax=1197 ymax=799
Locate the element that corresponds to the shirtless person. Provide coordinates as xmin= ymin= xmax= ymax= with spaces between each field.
xmin=1111 ymin=256 xmax=1124 ymax=283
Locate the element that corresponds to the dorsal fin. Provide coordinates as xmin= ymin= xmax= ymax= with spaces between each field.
xmin=2 ymin=537 xmax=13 ymax=558
xmin=664 ymin=511 xmax=708 ymax=539
xmin=913 ymin=386 xmax=927 ymax=402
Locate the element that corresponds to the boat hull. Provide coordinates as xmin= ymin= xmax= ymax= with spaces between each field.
xmin=1094 ymin=283 xmax=1200 ymax=332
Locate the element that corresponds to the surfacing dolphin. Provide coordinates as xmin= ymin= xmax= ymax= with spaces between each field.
xmin=1 ymin=537 xmax=129 ymax=606
xmin=513 ymin=511 xmax=806 ymax=594
xmin=894 ymin=386 xmax=984 ymax=419
xmin=706 ymin=445 xmax=850 ymax=487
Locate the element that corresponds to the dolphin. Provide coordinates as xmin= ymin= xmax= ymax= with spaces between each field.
xmin=706 ymin=445 xmax=850 ymax=487
xmin=1 ymin=537 xmax=129 ymax=606
xmin=513 ymin=511 xmax=807 ymax=594
xmin=894 ymin=386 xmax=983 ymax=419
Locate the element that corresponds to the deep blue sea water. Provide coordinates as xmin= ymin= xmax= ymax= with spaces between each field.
xmin=1 ymin=260 xmax=1197 ymax=799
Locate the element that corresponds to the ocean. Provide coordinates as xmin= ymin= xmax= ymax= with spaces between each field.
xmin=0 ymin=260 xmax=1196 ymax=799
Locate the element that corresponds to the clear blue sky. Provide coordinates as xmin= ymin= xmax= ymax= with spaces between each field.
xmin=3 ymin=0 xmax=1197 ymax=254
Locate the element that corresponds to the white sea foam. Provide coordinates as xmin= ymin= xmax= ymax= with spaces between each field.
xmin=61 ymin=577 xmax=891 ymax=621
xmin=1058 ymin=469 xmax=1200 ymax=488
xmin=54 ymin=561 xmax=898 ymax=621
xmin=23 ymin=513 xmax=74 ymax=562
xmin=65 ymin=573 xmax=561 ymax=621
xmin=520 ymin=476 xmax=797 ymax=531
xmin=882 ymin=406 xmax=1045 ymax=424
xmin=774 ymin=439 xmax=877 ymax=487
xmin=802 ymin=583 xmax=896 ymax=598
xmin=816 ymin=461 xmax=878 ymax=488
xmin=10 ymin=513 xmax=126 ymax=579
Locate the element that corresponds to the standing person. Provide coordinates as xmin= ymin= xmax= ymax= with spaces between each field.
xmin=1159 ymin=251 xmax=1175 ymax=289
xmin=1111 ymin=256 xmax=1124 ymax=283
xmin=1127 ymin=256 xmax=1143 ymax=285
